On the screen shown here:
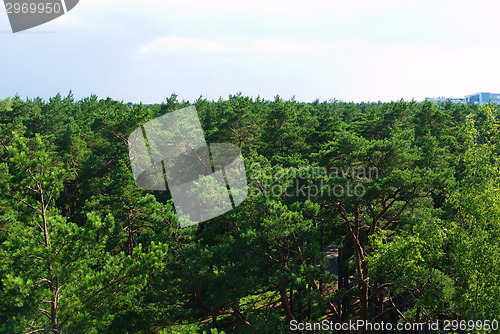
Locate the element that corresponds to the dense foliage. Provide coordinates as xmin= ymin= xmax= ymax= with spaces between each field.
xmin=0 ymin=93 xmax=499 ymax=333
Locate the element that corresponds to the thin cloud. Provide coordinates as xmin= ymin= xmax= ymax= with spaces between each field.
xmin=138 ymin=36 xmax=361 ymax=57
xmin=3 ymin=0 xmax=500 ymax=104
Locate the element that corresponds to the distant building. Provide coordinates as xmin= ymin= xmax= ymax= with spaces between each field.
xmin=464 ymin=92 xmax=500 ymax=105
xmin=426 ymin=92 xmax=500 ymax=105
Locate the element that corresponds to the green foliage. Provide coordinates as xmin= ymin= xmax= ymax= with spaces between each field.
xmin=0 ymin=95 xmax=499 ymax=333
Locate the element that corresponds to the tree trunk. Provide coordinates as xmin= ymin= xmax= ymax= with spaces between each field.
xmin=279 ymin=285 xmax=295 ymax=323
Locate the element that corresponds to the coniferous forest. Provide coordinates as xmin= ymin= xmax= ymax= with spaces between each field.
xmin=0 ymin=93 xmax=499 ymax=333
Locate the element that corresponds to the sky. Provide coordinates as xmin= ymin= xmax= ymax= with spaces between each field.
xmin=1 ymin=0 xmax=500 ymax=104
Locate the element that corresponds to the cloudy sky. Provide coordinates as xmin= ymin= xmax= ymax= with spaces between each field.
xmin=1 ymin=0 xmax=500 ymax=103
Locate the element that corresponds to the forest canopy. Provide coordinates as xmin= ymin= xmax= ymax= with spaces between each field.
xmin=0 ymin=93 xmax=499 ymax=333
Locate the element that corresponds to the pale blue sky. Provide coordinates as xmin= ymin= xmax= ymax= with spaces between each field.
xmin=1 ymin=0 xmax=500 ymax=103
